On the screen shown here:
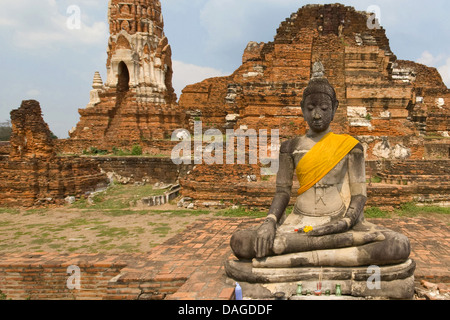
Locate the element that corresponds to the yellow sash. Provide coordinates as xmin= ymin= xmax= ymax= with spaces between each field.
xmin=296 ymin=132 xmax=359 ymax=195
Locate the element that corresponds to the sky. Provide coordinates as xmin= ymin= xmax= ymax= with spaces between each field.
xmin=0 ymin=0 xmax=449 ymax=138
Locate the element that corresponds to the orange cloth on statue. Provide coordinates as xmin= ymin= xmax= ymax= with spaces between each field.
xmin=296 ymin=132 xmax=359 ymax=195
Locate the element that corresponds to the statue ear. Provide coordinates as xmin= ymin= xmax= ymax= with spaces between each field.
xmin=334 ymin=99 xmax=339 ymax=110
xmin=332 ymin=99 xmax=339 ymax=119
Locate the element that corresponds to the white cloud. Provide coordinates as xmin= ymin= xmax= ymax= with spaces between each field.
xmin=438 ymin=58 xmax=450 ymax=88
xmin=417 ymin=51 xmax=444 ymax=66
xmin=25 ymin=89 xmax=41 ymax=97
xmin=172 ymin=60 xmax=228 ymax=98
xmin=417 ymin=51 xmax=450 ymax=88
xmin=0 ymin=0 xmax=108 ymax=50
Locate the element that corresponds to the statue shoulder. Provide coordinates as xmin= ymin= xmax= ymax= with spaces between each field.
xmin=280 ymin=136 xmax=302 ymax=154
xmin=350 ymin=142 xmax=365 ymax=155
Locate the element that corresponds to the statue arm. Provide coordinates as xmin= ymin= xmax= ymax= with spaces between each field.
xmin=308 ymin=143 xmax=367 ymax=237
xmin=345 ymin=143 xmax=367 ymax=225
xmin=268 ymin=146 xmax=294 ymax=220
xmin=255 ymin=140 xmax=294 ymax=258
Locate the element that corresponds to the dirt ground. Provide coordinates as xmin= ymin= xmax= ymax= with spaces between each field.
xmin=0 ymin=203 xmax=221 ymax=255
xmin=0 ymin=185 xmax=448 ymax=256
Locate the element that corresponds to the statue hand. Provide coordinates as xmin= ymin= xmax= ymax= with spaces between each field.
xmin=309 ymin=195 xmax=366 ymax=237
xmin=254 ymin=219 xmax=276 ymax=258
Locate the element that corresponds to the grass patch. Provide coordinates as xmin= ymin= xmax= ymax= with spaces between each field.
xmin=364 ymin=207 xmax=391 ymax=218
xmin=0 ymin=220 xmax=13 ymax=227
xmin=0 ymin=290 xmax=8 ymax=300
xmin=364 ymin=203 xmax=449 ymax=219
xmin=367 ymin=176 xmax=382 ymax=184
xmin=24 ymin=209 xmax=48 ymax=215
xmin=149 ymin=209 xmax=211 ymax=217
xmin=93 ymin=225 xmax=130 ymax=238
xmin=395 ymin=202 xmax=450 ymax=217
xmin=30 ymin=238 xmax=53 ymax=245
xmin=0 ymin=208 xmax=20 ymax=215
xmin=100 ymin=209 xmax=149 ymax=217
xmin=215 ymin=207 xmax=267 ymax=218
xmin=152 ymin=225 xmax=171 ymax=237
xmin=118 ymin=242 xmax=140 ymax=251
xmin=71 ymin=183 xmax=167 ymax=210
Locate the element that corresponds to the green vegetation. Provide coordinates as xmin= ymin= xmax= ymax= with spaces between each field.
xmin=364 ymin=207 xmax=391 ymax=218
xmin=0 ymin=290 xmax=7 ymax=300
xmin=0 ymin=208 xmax=20 ymax=215
xmin=0 ymin=121 xmax=12 ymax=141
xmin=131 ymin=144 xmax=143 ymax=155
xmin=1 ymin=177 xmax=448 ymax=256
xmin=149 ymin=209 xmax=210 ymax=217
xmin=215 ymin=207 xmax=267 ymax=218
xmin=423 ymin=134 xmax=450 ymax=140
xmin=82 ymin=147 xmax=109 ymax=156
xmin=395 ymin=202 xmax=450 ymax=217
xmin=365 ymin=202 xmax=450 ymax=219
xmin=71 ymin=183 xmax=166 ymax=210
xmin=82 ymin=144 xmax=145 ymax=157
xmin=367 ymin=176 xmax=382 ymax=184
xmin=214 ymin=206 xmax=293 ymax=218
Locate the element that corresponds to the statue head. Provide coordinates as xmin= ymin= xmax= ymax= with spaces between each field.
xmin=301 ymin=62 xmax=339 ymax=133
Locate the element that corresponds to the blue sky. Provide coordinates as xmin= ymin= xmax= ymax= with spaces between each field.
xmin=0 ymin=0 xmax=449 ymax=138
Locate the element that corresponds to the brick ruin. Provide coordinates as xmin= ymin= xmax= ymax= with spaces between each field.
xmin=1 ymin=3 xmax=449 ymax=209
xmin=0 ymin=100 xmax=192 ymax=207
xmin=0 ymin=101 xmax=108 ymax=207
xmin=179 ymin=4 xmax=450 ymax=208
xmin=65 ymin=0 xmax=185 ymax=152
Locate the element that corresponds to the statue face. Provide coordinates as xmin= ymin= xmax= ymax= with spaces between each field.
xmin=302 ymin=93 xmax=337 ymax=133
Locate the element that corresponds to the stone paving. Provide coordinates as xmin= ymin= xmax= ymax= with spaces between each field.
xmin=117 ymin=216 xmax=450 ymax=300
xmin=0 ymin=216 xmax=448 ymax=300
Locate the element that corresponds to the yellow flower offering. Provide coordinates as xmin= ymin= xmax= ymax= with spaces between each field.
xmin=303 ymin=226 xmax=313 ymax=233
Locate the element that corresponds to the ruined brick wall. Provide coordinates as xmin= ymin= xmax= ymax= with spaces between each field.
xmin=0 ymin=142 xmax=10 ymax=155
xmin=178 ymin=4 xmax=449 ymax=159
xmin=181 ymin=159 xmax=449 ymax=209
xmin=0 ymin=100 xmax=108 ymax=207
xmin=178 ymin=4 xmax=449 ymax=207
xmin=70 ymin=91 xmax=184 ymax=149
xmin=9 ymin=100 xmax=55 ymax=161
xmin=0 ymin=157 xmax=108 ymax=207
xmin=96 ymin=157 xmax=193 ymax=185
xmin=0 ymin=253 xmax=127 ymax=300
xmin=56 ymin=138 xmax=182 ymax=157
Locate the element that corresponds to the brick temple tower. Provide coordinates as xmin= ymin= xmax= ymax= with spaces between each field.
xmin=69 ymin=0 xmax=183 ymax=150
xmin=105 ymin=0 xmax=176 ymax=104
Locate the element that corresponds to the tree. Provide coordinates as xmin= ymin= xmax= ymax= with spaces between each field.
xmin=0 ymin=121 xmax=12 ymax=141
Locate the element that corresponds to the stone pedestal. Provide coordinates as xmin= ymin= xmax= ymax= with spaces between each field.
xmin=225 ymin=259 xmax=416 ymax=300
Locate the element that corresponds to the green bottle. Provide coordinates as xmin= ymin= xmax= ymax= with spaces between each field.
xmin=296 ymin=283 xmax=303 ymax=296
xmin=335 ymin=284 xmax=342 ymax=296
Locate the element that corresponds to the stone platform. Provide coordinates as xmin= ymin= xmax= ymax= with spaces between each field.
xmin=0 ymin=217 xmax=448 ymax=300
xmin=225 ymin=259 xmax=416 ymax=299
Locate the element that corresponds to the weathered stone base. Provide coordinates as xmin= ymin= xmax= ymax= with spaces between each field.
xmin=225 ymin=259 xmax=416 ymax=300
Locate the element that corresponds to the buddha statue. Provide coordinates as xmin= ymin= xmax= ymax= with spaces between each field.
xmin=225 ymin=63 xmax=415 ymax=299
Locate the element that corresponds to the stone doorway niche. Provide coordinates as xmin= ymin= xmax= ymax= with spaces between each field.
xmin=117 ymin=61 xmax=130 ymax=92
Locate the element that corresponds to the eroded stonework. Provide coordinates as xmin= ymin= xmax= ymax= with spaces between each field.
xmin=179 ymin=4 xmax=450 ymax=208
xmin=68 ymin=0 xmax=184 ymax=151
xmin=0 ymin=100 xmax=108 ymax=207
